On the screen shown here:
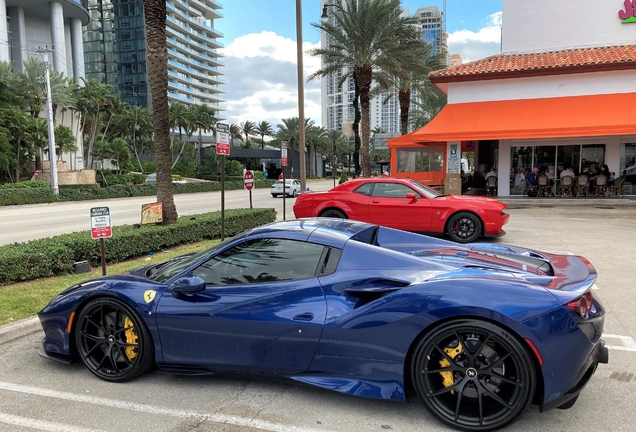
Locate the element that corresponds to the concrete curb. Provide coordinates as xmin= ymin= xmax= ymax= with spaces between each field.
xmin=0 ymin=317 xmax=41 ymax=345
xmin=499 ymin=198 xmax=636 ymax=209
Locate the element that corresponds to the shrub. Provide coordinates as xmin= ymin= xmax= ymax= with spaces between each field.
xmin=0 ymin=188 xmax=59 ymax=205
xmin=0 ymin=208 xmax=276 ymax=285
xmin=339 ymin=171 xmax=349 ymax=185
xmin=0 ymin=180 xmax=50 ymax=189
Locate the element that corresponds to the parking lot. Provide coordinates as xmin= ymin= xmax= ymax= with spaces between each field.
xmin=1 ymin=205 xmax=635 ymax=432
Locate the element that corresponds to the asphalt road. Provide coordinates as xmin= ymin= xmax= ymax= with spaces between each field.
xmin=0 ymin=206 xmax=635 ymax=431
xmin=0 ymin=180 xmax=337 ymax=246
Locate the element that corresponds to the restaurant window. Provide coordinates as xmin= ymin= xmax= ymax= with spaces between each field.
xmin=620 ymin=143 xmax=636 ymax=174
xmin=396 ymin=147 xmax=444 ymax=173
xmin=580 ymin=144 xmax=605 ymax=174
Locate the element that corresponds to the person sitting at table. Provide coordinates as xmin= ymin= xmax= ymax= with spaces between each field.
xmin=485 ymin=167 xmax=497 ymax=180
xmin=560 ymin=166 xmax=575 ymax=179
xmin=579 ymin=167 xmax=591 ymax=179
xmin=514 ymin=167 xmax=525 ymax=186
xmin=539 ymin=166 xmax=555 ymax=186
xmin=597 ymin=164 xmax=611 ymax=179
xmin=527 ymin=166 xmax=539 ymax=186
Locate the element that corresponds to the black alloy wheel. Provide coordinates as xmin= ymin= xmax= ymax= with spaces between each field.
xmin=292 ymin=189 xmax=298 ymax=197
xmin=320 ymin=209 xmax=347 ymax=219
xmin=447 ymin=212 xmax=482 ymax=243
xmin=75 ymin=297 xmax=154 ymax=382
xmin=411 ymin=320 xmax=536 ymax=431
xmin=271 ymin=194 xmax=278 ymax=198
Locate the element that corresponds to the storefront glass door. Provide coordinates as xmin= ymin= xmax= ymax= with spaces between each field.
xmin=581 ymin=144 xmax=606 ymax=174
xmin=557 ymin=145 xmax=580 ymax=175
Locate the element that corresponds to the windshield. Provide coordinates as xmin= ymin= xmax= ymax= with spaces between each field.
xmin=409 ymin=181 xmax=443 ymax=198
xmin=150 ymin=235 xmax=242 ymax=283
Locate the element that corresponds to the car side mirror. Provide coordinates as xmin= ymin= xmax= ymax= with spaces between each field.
xmin=170 ymin=273 xmax=206 ymax=296
xmin=406 ymin=192 xmax=417 ymax=201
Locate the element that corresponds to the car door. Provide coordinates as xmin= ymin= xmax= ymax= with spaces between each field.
xmin=155 ymin=237 xmax=327 ymax=373
xmin=367 ymin=182 xmax=433 ymax=232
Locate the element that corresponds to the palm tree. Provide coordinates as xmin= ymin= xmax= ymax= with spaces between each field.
xmin=374 ymin=43 xmax=446 ymax=135
xmin=255 ymin=121 xmax=274 ymax=150
xmin=239 ymin=120 xmax=257 ymax=147
xmin=276 ymin=117 xmax=315 ymax=174
xmin=310 ymin=0 xmax=424 ymax=177
xmin=409 ymin=81 xmax=447 ymax=130
xmin=110 ymin=137 xmax=130 ymax=174
xmin=169 ymin=102 xmax=193 ymax=168
xmin=53 ymin=125 xmax=77 ymax=160
xmin=113 ymin=104 xmax=153 ymax=171
xmin=190 ymin=104 xmax=216 ymax=163
xmin=144 ymin=0 xmax=177 ymax=224
xmin=229 ymin=123 xmax=242 ymax=144
xmin=305 ymin=124 xmax=328 ymax=177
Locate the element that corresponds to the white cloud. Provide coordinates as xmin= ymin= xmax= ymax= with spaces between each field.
xmin=448 ymin=12 xmax=502 ymax=63
xmin=221 ymin=31 xmax=322 ymax=130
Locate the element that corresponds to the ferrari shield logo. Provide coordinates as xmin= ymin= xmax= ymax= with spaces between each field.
xmin=144 ymin=290 xmax=156 ymax=303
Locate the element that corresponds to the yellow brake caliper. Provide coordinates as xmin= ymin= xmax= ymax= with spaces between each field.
xmin=439 ymin=341 xmax=463 ymax=393
xmin=124 ymin=317 xmax=138 ymax=361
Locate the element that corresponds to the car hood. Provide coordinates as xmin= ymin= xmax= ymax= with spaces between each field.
xmin=433 ymin=194 xmax=506 ymax=207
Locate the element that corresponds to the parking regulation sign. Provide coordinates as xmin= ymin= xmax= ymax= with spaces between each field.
xmin=216 ymin=123 xmax=230 ymax=155
xmin=90 ymin=207 xmax=112 ymax=239
xmin=281 ymin=142 xmax=288 ymax=167
xmin=244 ymin=170 xmax=255 ymax=191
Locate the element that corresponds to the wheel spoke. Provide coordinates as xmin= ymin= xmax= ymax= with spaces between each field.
xmin=454 ymin=382 xmax=466 ymax=421
xmin=482 ymin=385 xmax=514 ymax=410
xmin=80 ymin=331 xmax=106 ymax=343
xmin=477 ymin=384 xmax=485 ymax=426
xmin=83 ymin=341 xmax=106 ymax=358
xmin=487 ymin=352 xmax=512 ymax=371
xmin=471 ymin=333 xmax=491 ymax=359
xmin=434 ymin=343 xmax=461 ymax=366
xmin=490 ymin=372 xmax=522 ymax=387
xmin=114 ymin=324 xmax=135 ymax=336
xmin=116 ymin=347 xmax=133 ymax=366
xmin=85 ymin=316 xmax=101 ymax=330
xmin=422 ymin=367 xmax=453 ymax=374
xmin=108 ymin=348 xmax=120 ymax=375
xmin=429 ymin=384 xmax=460 ymax=397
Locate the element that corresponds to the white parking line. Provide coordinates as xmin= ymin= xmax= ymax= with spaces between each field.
xmin=0 ymin=381 xmax=333 ymax=432
xmin=0 ymin=412 xmax=106 ymax=432
xmin=603 ymin=334 xmax=636 ymax=352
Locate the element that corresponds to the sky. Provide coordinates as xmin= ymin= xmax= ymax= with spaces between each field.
xmin=215 ymin=0 xmax=503 ymax=129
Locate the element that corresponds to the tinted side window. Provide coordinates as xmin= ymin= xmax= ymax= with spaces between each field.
xmin=193 ymin=239 xmax=325 ymax=286
xmin=372 ymin=183 xmax=421 ymax=198
xmin=354 ymin=183 xmax=374 ymax=196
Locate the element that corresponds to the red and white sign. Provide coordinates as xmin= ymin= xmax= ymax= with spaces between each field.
xmin=90 ymin=207 xmax=112 ymax=239
xmin=244 ymin=170 xmax=255 ymax=191
xmin=281 ymin=142 xmax=288 ymax=167
xmin=216 ymin=123 xmax=230 ymax=155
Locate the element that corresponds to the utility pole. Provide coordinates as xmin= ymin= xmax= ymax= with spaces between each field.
xmin=37 ymin=47 xmax=58 ymax=195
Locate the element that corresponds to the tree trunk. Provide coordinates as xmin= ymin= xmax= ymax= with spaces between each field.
xmin=352 ymin=72 xmax=361 ymax=176
xmin=15 ymin=138 xmax=21 ymax=182
xmin=144 ymin=0 xmax=178 ymax=224
xmin=398 ymin=90 xmax=411 ymax=136
xmin=357 ymin=66 xmax=373 ymax=177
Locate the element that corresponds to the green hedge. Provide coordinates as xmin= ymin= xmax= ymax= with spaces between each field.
xmin=0 ymin=180 xmax=277 ymax=206
xmin=0 ymin=208 xmax=276 ymax=284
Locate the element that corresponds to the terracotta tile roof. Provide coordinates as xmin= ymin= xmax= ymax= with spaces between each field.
xmin=430 ymin=45 xmax=636 ymax=81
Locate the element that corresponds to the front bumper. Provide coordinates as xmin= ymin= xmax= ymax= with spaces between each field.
xmin=38 ymin=340 xmax=75 ymax=364
xmin=540 ymin=338 xmax=608 ymax=411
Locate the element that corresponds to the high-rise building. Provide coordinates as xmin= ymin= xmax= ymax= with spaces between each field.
xmin=320 ymin=2 xmax=448 ymax=139
xmin=84 ymin=0 xmax=224 ymax=114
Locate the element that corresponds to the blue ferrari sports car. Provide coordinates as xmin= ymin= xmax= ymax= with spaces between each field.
xmin=38 ymin=219 xmax=608 ymax=431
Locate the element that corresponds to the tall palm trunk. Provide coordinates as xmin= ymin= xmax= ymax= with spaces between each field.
xmin=357 ymin=66 xmax=373 ymax=177
xmin=144 ymin=0 xmax=178 ymax=224
xmin=398 ymin=89 xmax=411 ymax=136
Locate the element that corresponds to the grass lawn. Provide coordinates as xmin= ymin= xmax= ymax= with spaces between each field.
xmin=0 ymin=239 xmax=220 ymax=326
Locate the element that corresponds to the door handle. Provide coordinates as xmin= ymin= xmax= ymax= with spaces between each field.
xmin=292 ymin=312 xmax=314 ymax=321
xmin=371 ymin=200 xmax=380 ymax=204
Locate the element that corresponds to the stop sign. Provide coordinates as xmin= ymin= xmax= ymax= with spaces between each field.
xmin=244 ymin=170 xmax=255 ymax=191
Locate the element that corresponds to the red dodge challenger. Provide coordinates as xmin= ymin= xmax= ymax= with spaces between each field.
xmin=293 ymin=178 xmax=509 ymax=243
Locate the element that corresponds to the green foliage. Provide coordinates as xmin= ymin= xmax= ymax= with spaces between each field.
xmin=0 ymin=208 xmax=276 ymax=284
xmin=172 ymin=159 xmax=197 ymax=178
xmin=225 ymin=159 xmax=244 ymax=176
xmin=0 ymin=180 xmax=49 ymax=189
xmin=141 ymin=161 xmax=156 ymax=173
xmin=0 ymin=187 xmax=59 ymax=205
xmin=339 ymin=171 xmax=349 ymax=185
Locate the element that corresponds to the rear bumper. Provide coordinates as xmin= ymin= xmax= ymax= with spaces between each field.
xmin=540 ymin=338 xmax=608 ymax=411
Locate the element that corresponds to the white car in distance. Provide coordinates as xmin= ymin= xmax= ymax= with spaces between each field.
xmin=271 ymin=179 xmax=301 ymax=198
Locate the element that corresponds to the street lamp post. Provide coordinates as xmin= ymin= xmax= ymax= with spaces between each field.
xmin=295 ymin=0 xmax=307 ymax=191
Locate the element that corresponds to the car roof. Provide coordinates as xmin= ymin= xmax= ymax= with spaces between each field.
xmin=248 ymin=218 xmax=376 ymax=248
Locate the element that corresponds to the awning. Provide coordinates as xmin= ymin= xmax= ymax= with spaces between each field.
xmin=387 ymin=132 xmax=416 ymax=148
xmin=413 ymin=93 xmax=636 ymax=142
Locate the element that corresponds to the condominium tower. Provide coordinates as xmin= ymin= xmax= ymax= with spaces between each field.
xmin=84 ymin=0 xmax=224 ymax=113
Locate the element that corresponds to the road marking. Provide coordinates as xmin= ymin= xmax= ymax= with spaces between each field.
xmin=603 ymin=334 xmax=636 ymax=352
xmin=0 ymin=412 xmax=106 ymax=432
xmin=0 ymin=381 xmax=333 ymax=432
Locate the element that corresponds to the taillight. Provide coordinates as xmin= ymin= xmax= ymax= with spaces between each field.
xmin=568 ymin=291 xmax=594 ymax=318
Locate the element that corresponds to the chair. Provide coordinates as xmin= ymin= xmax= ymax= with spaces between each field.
xmin=611 ymin=176 xmax=626 ymax=196
xmin=558 ymin=175 xmax=574 ymax=197
xmin=594 ymin=175 xmax=608 ymax=197
xmin=574 ymin=175 xmax=589 ymax=197
xmin=524 ymin=176 xmax=537 ymax=197
xmin=486 ymin=176 xmax=498 ymax=196
xmin=537 ymin=175 xmax=552 ymax=197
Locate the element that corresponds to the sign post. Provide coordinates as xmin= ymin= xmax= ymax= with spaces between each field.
xmin=216 ymin=123 xmax=230 ymax=240
xmin=90 ymin=207 xmax=112 ymax=276
xmin=244 ymin=170 xmax=254 ymax=209
xmin=281 ymin=142 xmax=288 ymax=221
